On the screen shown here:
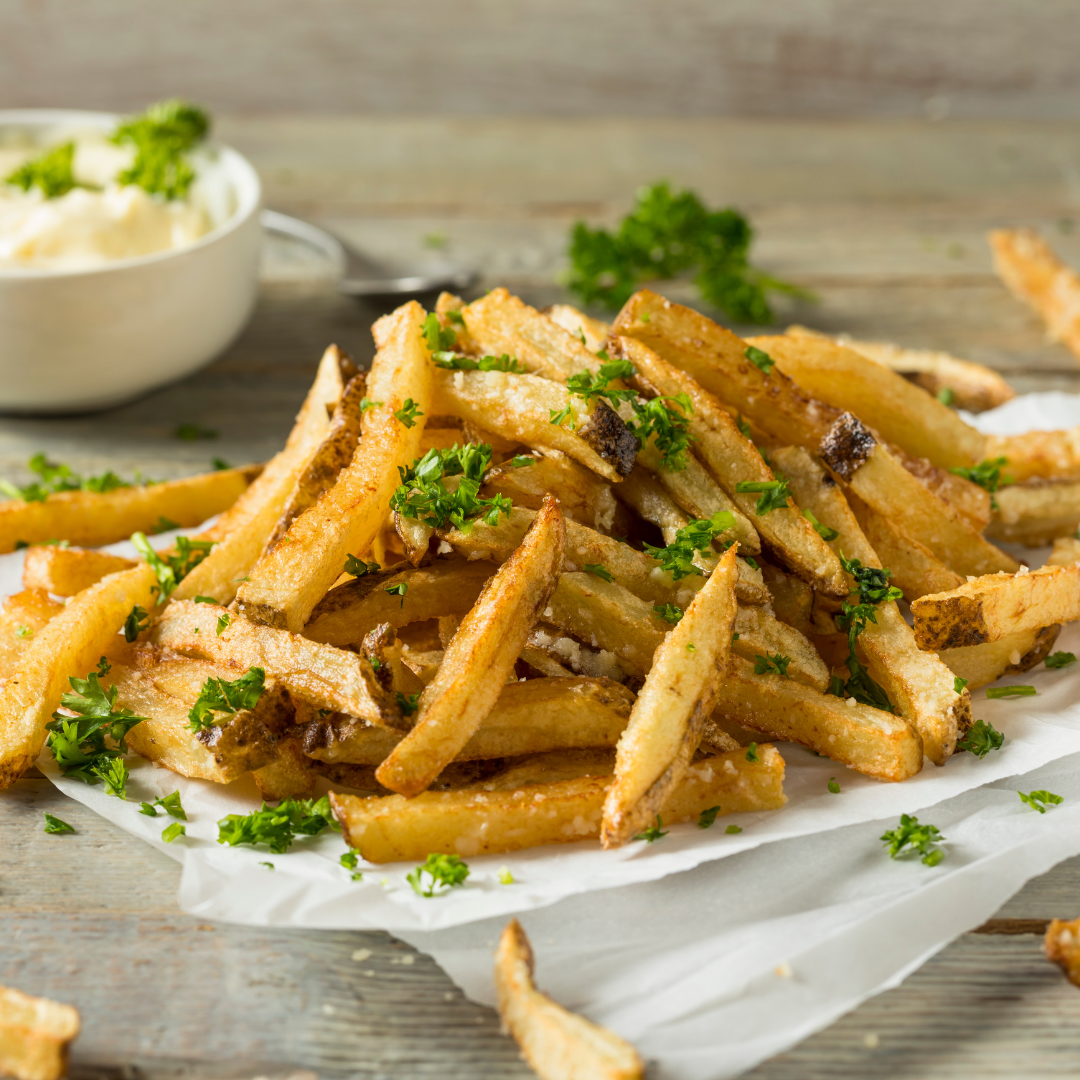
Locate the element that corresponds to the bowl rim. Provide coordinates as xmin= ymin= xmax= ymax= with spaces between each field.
xmin=0 ymin=107 xmax=262 ymax=279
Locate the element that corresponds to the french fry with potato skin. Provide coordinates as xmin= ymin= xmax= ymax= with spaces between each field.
xmin=937 ymin=624 xmax=1062 ymax=690
xmin=0 ymin=562 xmax=157 ymax=789
xmin=331 ymin=744 xmax=786 ymax=862
xmin=495 ymin=919 xmax=644 ymax=1080
xmin=0 ymin=985 xmax=80 ymax=1080
xmin=22 ymin=545 xmax=136 ymax=596
xmin=237 ymin=303 xmax=433 ymax=632
xmin=911 ymin=564 xmax=1080 ymax=651
xmin=375 ymin=496 xmax=566 ymax=796
xmin=602 ymin=546 xmax=740 ymax=847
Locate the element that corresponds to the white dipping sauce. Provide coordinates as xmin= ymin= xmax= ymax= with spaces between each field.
xmin=0 ymin=138 xmax=211 ymax=270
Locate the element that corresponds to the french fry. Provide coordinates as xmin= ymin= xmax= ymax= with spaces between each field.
xmin=430 ymin=367 xmax=637 ymax=481
xmin=986 ymin=479 xmax=1080 ymax=546
xmin=732 ymin=603 xmax=829 ymax=692
xmin=0 ymin=562 xmax=157 ymax=788
xmin=545 ymin=303 xmax=612 ymax=354
xmin=614 ymin=334 xmax=847 ymax=596
xmin=172 ymin=345 xmax=351 ymax=605
xmin=937 ymin=625 xmax=1062 ymax=690
xmin=613 ymin=464 xmax=688 ymax=543
xmin=0 ymin=590 xmax=64 ymax=679
xmin=749 ymin=333 xmax=986 ymax=470
xmin=819 ymin=413 xmax=1018 ymax=578
xmin=713 ymin=657 xmax=923 ymax=782
xmin=331 ymin=745 xmax=786 ymax=862
xmin=22 ymin=545 xmax=136 ymax=596
xmin=463 ymin=287 xmax=603 ymax=381
xmin=602 ymin=547 xmax=740 ymax=846
xmin=304 ymin=676 xmax=635 ymax=765
xmin=495 ymin=919 xmax=644 ymax=1080
xmin=0 ymin=985 xmax=80 ymax=1080
xmin=0 ymin=465 xmax=259 ymax=555
xmin=1049 ymin=536 xmax=1080 ymax=567
xmin=911 ymin=564 xmax=1080 ymax=650
xmin=375 ymin=497 xmax=565 ymax=796
xmin=237 ymin=303 xmax=433 ymax=631
xmin=784 ymin=325 xmax=1015 ymax=414
xmin=985 ymin=427 xmax=1080 ymax=483
xmin=896 ymin=451 xmax=991 ymax=532
xmin=147 ymin=599 xmax=398 ymax=727
xmin=990 ymin=227 xmax=1080 ymax=361
xmin=253 ymin=736 xmax=318 ymax=800
xmin=1043 ymin=918 xmax=1080 ymax=988
xmin=526 ymin=626 xmax=631 ymax=683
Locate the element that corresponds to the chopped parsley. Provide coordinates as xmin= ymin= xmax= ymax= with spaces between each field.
xmin=43 ymin=813 xmax=75 ymax=834
xmin=187 ymin=667 xmax=265 ymax=732
xmin=131 ymin=531 xmax=215 ymax=598
xmin=725 ymin=824 xmax=742 ymax=835
xmin=95 ymin=757 xmax=130 ymax=799
xmin=359 ymin=398 xmax=382 ymax=415
xmin=216 ymin=613 xmax=231 ymax=636
xmin=1018 ymin=790 xmax=1063 ymax=813
xmin=744 ymin=345 xmax=775 ymax=375
xmin=735 ymin=477 xmax=791 ymax=514
xmin=217 ymin=795 xmax=340 ymax=854
xmin=642 ymin=509 xmax=736 ymax=580
xmin=937 ymin=388 xmax=956 ymax=407
xmin=497 ymin=866 xmax=515 ymax=885
xmin=212 ymin=457 xmax=231 ymax=471
xmin=422 ymin=312 xmax=458 ymax=355
xmin=407 ymin=853 xmax=470 ymax=897
xmin=393 ymin=398 xmax=424 ymax=429
xmin=745 ymin=742 xmax=760 ymax=762
xmin=828 ymin=777 xmax=841 ymax=794
xmin=385 ymin=582 xmax=409 ymax=608
xmin=5 ymin=141 xmax=80 ymax=198
xmin=0 ymin=453 xmax=134 ymax=503
xmin=986 ymin=685 xmax=1036 ymax=699
xmin=112 ymin=99 xmax=209 ymax=200
xmin=152 ymin=516 xmax=180 ymax=534
xmin=956 ymin=719 xmax=1004 ymax=758
xmin=1046 ymin=651 xmax=1076 ymax=669
xmin=753 ymin=654 xmax=790 ymax=679
xmin=175 ymin=423 xmax=218 ymax=441
xmin=566 ymin=181 xmax=804 ymax=322
xmin=344 ymin=554 xmax=380 ymax=577
xmin=340 ymin=851 xmax=364 ymax=880
xmin=583 ymin=563 xmax=614 ymax=582
xmin=698 ymin=806 xmax=721 ymax=829
xmin=954 ymin=676 xmax=969 ymax=695
xmin=123 ymin=605 xmax=150 ymax=642
xmin=396 ymin=691 xmax=421 ymax=716
xmin=14 ymin=625 xmax=31 ymax=639
xmin=950 ymin=457 xmax=1009 ymax=495
xmin=139 ymin=790 xmax=187 ymax=819
xmin=881 ymin=814 xmax=944 ymax=866
xmin=803 ymin=508 xmax=839 ymax=541
xmin=511 ymin=455 xmax=534 ymax=468
xmin=653 ymin=603 xmax=684 ymax=625
xmin=433 ymin=352 xmax=525 ymax=373
xmin=194 ymin=595 xmax=218 ymax=604
xmin=161 ymin=822 xmax=186 ymax=843
xmin=633 ymin=815 xmax=669 ymax=843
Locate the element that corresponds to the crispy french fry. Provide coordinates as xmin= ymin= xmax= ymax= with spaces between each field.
xmin=820 ymin=413 xmax=1018 ymax=578
xmin=0 ymin=466 xmax=259 ymax=556
xmin=375 ymin=497 xmax=565 ymax=796
xmin=253 ymin=736 xmax=318 ymax=800
xmin=22 ymin=545 xmax=136 ymax=596
xmin=614 ymin=334 xmax=846 ymax=596
xmin=911 ymin=564 xmax=1080 ymax=650
xmin=526 ymin=626 xmax=631 ymax=683
xmin=937 ymin=625 xmax=1062 ymax=690
xmin=714 ymin=656 xmax=923 ymax=782
xmin=431 ymin=367 xmax=637 ymax=482
xmin=237 ymin=303 xmax=433 ymax=631
xmin=495 ymin=919 xmax=644 ymax=1080
xmin=784 ymin=325 xmax=1015 ymax=414
xmin=986 ymin=479 xmax=1080 ymax=546
xmin=985 ymin=427 xmax=1080 ymax=483
xmin=0 ymin=985 xmax=80 ymax=1080
xmin=772 ymin=445 xmax=970 ymax=763
xmin=331 ymin=745 xmax=785 ymax=862
xmin=304 ymin=676 xmax=635 ymax=765
xmin=602 ymin=547 xmax=740 ymax=846
xmin=991 ymin=227 xmax=1080 ymax=361
xmin=0 ymin=562 xmax=157 ymax=788
xmin=896 ymin=450 xmax=991 ymax=532
xmin=613 ymin=464 xmax=688 ymax=543
xmin=546 ymin=303 xmax=612 ymax=354
xmin=1049 ymin=536 xmax=1080 ymax=567
xmin=1043 ymin=918 xmax=1080 ymax=988
xmin=0 ymin=590 xmax=64 ymax=679
xmin=732 ymin=603 xmax=829 ymax=691
xmin=172 ymin=345 xmax=351 ymax=605
xmin=148 ymin=599 xmax=398 ymax=727
xmin=750 ymin=334 xmax=986 ymax=470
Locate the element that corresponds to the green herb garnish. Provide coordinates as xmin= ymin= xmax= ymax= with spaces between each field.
xmin=881 ymin=814 xmax=944 ymax=866
xmin=43 ymin=813 xmax=75 ymax=834
xmin=6 ymin=142 xmax=79 ymax=198
xmin=1018 ymin=789 xmax=1064 ymax=813
xmin=642 ymin=510 xmax=736 ymax=580
xmin=633 ymin=815 xmax=669 ymax=843
xmin=396 ymin=691 xmax=421 ymax=717
xmin=344 ymin=554 xmax=380 ymax=577
xmin=0 ymin=453 xmax=133 ymax=503
xmin=583 ymin=563 xmax=614 ymax=583
xmin=217 ymin=795 xmax=339 ymax=854
xmin=131 ymin=531 xmax=215 ymax=598
xmin=187 ymin=667 xmax=265 ymax=732
xmin=112 ymin=99 xmax=209 ymax=200
xmin=956 ymin=719 xmax=1004 ymax=758
xmin=803 ymin=508 xmax=839 ymax=541
xmin=653 ymin=603 xmax=684 ymax=625
xmin=1046 ymin=651 xmax=1076 ymax=669
xmin=744 ymin=345 xmax=775 ymax=375
xmin=407 ymin=853 xmax=470 ymax=897
xmin=753 ymin=654 xmax=790 ymax=679
xmin=986 ymin=685 xmax=1036 ymax=699
xmin=698 ymin=806 xmax=721 ymax=829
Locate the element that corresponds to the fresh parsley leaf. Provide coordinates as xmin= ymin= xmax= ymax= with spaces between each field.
xmin=216 ymin=613 xmax=230 ymax=636
xmin=497 ymin=866 xmax=514 ymax=885
xmin=161 ymin=822 xmax=186 ymax=843
xmin=957 ymin=719 xmax=1004 ymax=758
xmin=633 ymin=815 xmax=669 ymax=843
xmin=584 ymin=563 xmax=614 ymax=582
xmin=1018 ymin=789 xmax=1063 ymax=813
xmin=0 ymin=453 xmax=134 ymax=503
xmin=936 ymin=387 xmax=956 ymax=406
xmin=422 ymin=312 xmax=458 ymax=354
xmin=123 ymin=604 xmax=150 ymax=643
xmin=803 ymin=508 xmax=839 ymax=541
xmin=1046 ymin=651 xmax=1077 ymax=669
xmin=407 ymin=853 xmax=470 ymax=897
xmin=548 ymin=404 xmax=575 ymax=429
xmin=216 ymin=795 xmax=340 ymax=854
xmin=736 ymin=413 xmax=752 ymax=438
xmin=950 ymin=457 xmax=1009 ymax=495
xmin=828 ymin=777 xmax=841 ymax=794
xmin=212 ymin=457 xmax=231 ymax=471
xmin=194 ymin=595 xmax=217 ymax=604
xmin=385 ymin=582 xmax=408 ymax=608
xmin=43 ymin=813 xmax=75 ymax=834
xmin=653 ymin=603 xmax=684 ymax=625
xmin=954 ymin=676 xmax=969 ymax=694
xmin=359 ymin=398 xmax=383 ymax=415
xmin=6 ymin=141 xmax=79 ymax=198
xmin=445 ymin=309 xmax=465 ymax=326
xmin=725 ymin=824 xmax=742 ymax=834
xmin=511 ymin=455 xmax=534 ymax=468
xmin=152 ymin=516 xmax=180 ymax=534
xmin=745 ymin=742 xmax=760 ymax=762
xmin=93 ymin=756 xmax=129 ymax=799
xmin=698 ymin=806 xmax=721 ymax=829
xmin=139 ymin=802 xmax=158 ymax=816
xmin=112 ymin=99 xmax=209 ymax=200
xmin=340 ymin=851 xmax=364 ymax=880
xmin=881 ymin=814 xmax=944 ymax=865
xmin=744 ymin=345 xmax=775 ymax=375
xmin=839 ymin=556 xmax=904 ymax=606
xmin=14 ymin=624 xmax=31 ymax=639
xmin=396 ymin=691 xmax=421 ymax=717
xmin=260 ymin=861 xmax=276 ymax=871
xmin=175 ymin=423 xmax=218 ymax=441
xmin=393 ymin=398 xmax=424 ymax=429
xmin=344 ymin=554 xmax=380 ymax=577
xmin=753 ymin=653 xmax=791 ymax=679
xmin=625 ymin=392 xmax=695 ymax=472
xmin=131 ymin=531 xmax=214 ymax=598
xmin=642 ymin=509 xmax=736 ymax=580
xmin=566 ymin=182 xmax=804 ymax=322
xmin=986 ymin=685 xmax=1036 ymax=699
xmin=432 ymin=352 xmax=526 ymax=373
xmin=187 ymin=667 xmax=265 ymax=732
xmin=686 ymin=642 xmax=696 ymax=652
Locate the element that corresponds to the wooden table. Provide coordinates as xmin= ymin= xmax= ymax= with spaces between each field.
xmin=3 ymin=116 xmax=1080 ymax=1078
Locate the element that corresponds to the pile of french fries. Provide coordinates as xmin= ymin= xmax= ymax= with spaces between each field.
xmin=2 ymin=285 xmax=1080 ymax=865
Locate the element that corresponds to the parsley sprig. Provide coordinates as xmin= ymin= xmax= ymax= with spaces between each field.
xmin=217 ymin=795 xmax=340 ymax=854
xmin=633 ymin=815 xmax=669 ymax=843
xmin=951 ymin=457 xmax=1009 ymax=495
xmin=754 ymin=653 xmax=791 ymax=678
xmin=1018 ymin=790 xmax=1064 ymax=813
xmin=803 ymin=509 xmax=839 ymax=541
xmin=735 ymin=477 xmax=791 ymax=515
xmin=139 ymin=791 xmax=187 ymax=819
xmin=187 ymin=667 xmax=265 ymax=732
xmin=407 ymin=853 xmax=470 ymax=897
xmin=131 ymin=532 xmax=215 ymax=598
xmin=881 ymin=814 xmax=945 ymax=866
xmin=956 ymin=719 xmax=1004 ymax=758
xmin=567 ymin=182 xmax=806 ymax=322
xmin=653 ymin=603 xmax=684 ymax=625
xmin=642 ymin=510 xmax=736 ymax=580
xmin=112 ymin=99 xmax=209 ymax=200
xmin=5 ymin=142 xmax=81 ymax=198
xmin=0 ymin=453 xmax=134 ymax=503
xmin=1046 ymin=651 xmax=1077 ymax=669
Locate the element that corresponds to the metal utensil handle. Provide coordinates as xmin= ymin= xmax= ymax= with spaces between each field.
xmin=260 ymin=209 xmax=348 ymax=278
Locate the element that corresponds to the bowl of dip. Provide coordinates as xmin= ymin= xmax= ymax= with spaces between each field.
xmin=0 ymin=105 xmax=261 ymax=413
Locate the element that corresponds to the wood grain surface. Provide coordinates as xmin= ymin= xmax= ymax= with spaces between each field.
xmin=1 ymin=116 xmax=1079 ymax=1077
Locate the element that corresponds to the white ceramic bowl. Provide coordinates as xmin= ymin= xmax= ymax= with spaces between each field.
xmin=0 ymin=109 xmax=262 ymax=414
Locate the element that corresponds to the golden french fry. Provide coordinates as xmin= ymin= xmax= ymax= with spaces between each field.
xmin=1049 ymin=536 xmax=1080 ymax=567
xmin=375 ymin=497 xmax=565 ymax=796
xmin=602 ymin=546 xmax=740 ymax=847
xmin=304 ymin=676 xmax=635 ymax=765
xmin=990 ymin=227 xmax=1080 ymax=361
xmin=173 ymin=345 xmax=351 ymax=605
xmin=545 ymin=303 xmax=612 ymax=354
xmin=0 ymin=562 xmax=157 ymax=788
xmin=0 ymin=466 xmax=259 ymax=556
xmin=22 ymin=545 xmax=136 ymax=596
xmin=237 ymin=303 xmax=433 ymax=631
xmin=820 ymin=413 xmax=1018 ymax=578
xmin=495 ymin=919 xmax=645 ymax=1080
xmin=911 ymin=564 xmax=1080 ymax=650
xmin=148 ymin=599 xmax=398 ymax=727
xmin=896 ymin=450 xmax=991 ymax=532
xmin=986 ymin=479 xmax=1080 ymax=546
xmin=1043 ymin=918 xmax=1080 ymax=988
xmin=331 ymin=745 xmax=786 ymax=862
xmin=253 ymin=736 xmax=318 ymax=800
xmin=0 ymin=985 xmax=80 ymax=1080
xmin=613 ymin=464 xmax=689 ymax=543
xmin=937 ymin=625 xmax=1062 ymax=690
xmin=985 ymin=427 xmax=1080 ymax=483
xmin=0 ymin=589 xmax=64 ymax=679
